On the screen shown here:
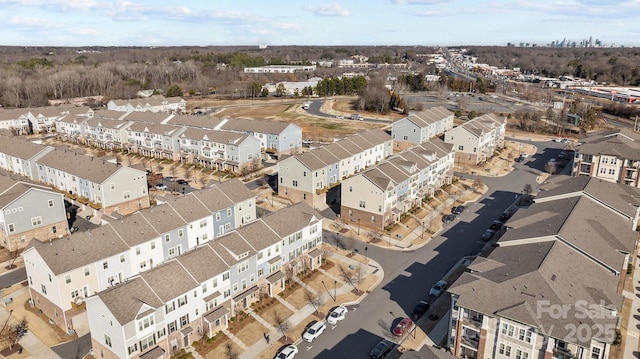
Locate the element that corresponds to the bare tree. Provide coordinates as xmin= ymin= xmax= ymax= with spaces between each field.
xmin=472 ymin=178 xmax=484 ymax=193
xmin=544 ymin=161 xmax=556 ymax=175
xmin=224 ymin=341 xmax=238 ymax=359
xmin=272 ymin=310 xmax=291 ymax=341
xmin=522 ymin=184 xmax=533 ymax=196
xmin=3 ymin=318 xmax=28 ymax=350
xmin=303 ymin=287 xmax=323 ymax=314
xmin=337 ymin=264 xmax=363 ymax=293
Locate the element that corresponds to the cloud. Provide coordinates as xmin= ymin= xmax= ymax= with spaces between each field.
xmin=0 ymin=0 xmax=99 ymax=11
xmin=389 ymin=0 xmax=451 ymax=4
xmin=305 ymin=3 xmax=349 ymax=17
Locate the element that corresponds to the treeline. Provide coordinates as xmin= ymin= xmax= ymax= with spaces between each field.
xmin=465 ymin=46 xmax=640 ymax=86
xmin=315 ymin=76 xmax=367 ymax=97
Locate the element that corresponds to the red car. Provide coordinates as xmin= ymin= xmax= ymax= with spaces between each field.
xmin=392 ymin=318 xmax=413 ymax=337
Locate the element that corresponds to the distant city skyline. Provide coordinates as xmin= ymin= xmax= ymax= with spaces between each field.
xmin=0 ymin=0 xmax=638 ymax=47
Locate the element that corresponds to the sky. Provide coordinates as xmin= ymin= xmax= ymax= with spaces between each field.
xmin=0 ymin=0 xmax=638 ymax=47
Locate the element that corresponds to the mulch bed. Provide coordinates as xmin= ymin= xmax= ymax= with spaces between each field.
xmin=0 ymin=344 xmax=23 ymax=356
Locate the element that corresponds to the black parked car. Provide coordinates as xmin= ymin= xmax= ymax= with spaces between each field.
xmin=451 ymin=205 xmax=465 ymax=215
xmin=442 ymin=214 xmax=456 ymax=223
xmin=177 ymin=179 xmax=189 ymax=185
xmin=411 ymin=301 xmax=431 ymax=319
xmin=481 ymin=229 xmax=495 ymax=241
xmin=490 ymin=220 xmax=503 ymax=230
xmin=370 ymin=339 xmax=396 ymax=359
xmin=500 ymin=210 xmax=514 ymax=221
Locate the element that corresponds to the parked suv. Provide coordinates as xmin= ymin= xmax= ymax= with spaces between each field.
xmin=302 ymin=320 xmax=326 ymax=342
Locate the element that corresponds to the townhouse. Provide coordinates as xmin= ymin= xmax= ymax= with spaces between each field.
xmin=177 ymin=127 xmax=262 ymax=174
xmin=106 ymin=96 xmax=186 ymax=114
xmin=443 ymin=113 xmax=506 ymax=165
xmin=391 ymin=106 xmax=455 ymax=144
xmin=0 ymin=108 xmax=30 ymax=134
xmin=0 ymin=176 xmax=68 ymax=252
xmin=340 ymin=138 xmax=455 ymax=231
xmin=0 ymin=135 xmax=54 ymax=180
xmin=82 ymin=116 xmax=133 ymax=151
xmin=81 ymin=202 xmax=322 ymax=359
xmin=277 ymin=129 xmax=393 ymax=207
xmin=22 ymin=179 xmax=256 ymax=333
xmin=170 ymin=115 xmax=304 ymax=159
xmin=125 ymin=122 xmax=186 ymax=161
xmin=572 ymin=129 xmax=640 ymax=188
xmin=447 ymin=176 xmax=640 ymax=359
xmin=36 ymin=149 xmax=150 ymax=216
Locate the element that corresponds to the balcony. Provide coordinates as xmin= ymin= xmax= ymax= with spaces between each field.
xmin=553 ymin=347 xmax=578 ymax=359
xmin=462 ymin=316 xmax=483 ymax=330
xmin=461 ymin=335 xmax=479 ymax=349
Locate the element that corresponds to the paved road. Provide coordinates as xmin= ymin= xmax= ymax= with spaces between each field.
xmin=303 ymin=140 xmax=566 ymax=358
xmin=305 ymin=100 xmax=390 ymax=124
xmin=0 ymin=267 xmax=26 ymax=289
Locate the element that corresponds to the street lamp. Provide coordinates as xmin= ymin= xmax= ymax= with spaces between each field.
xmin=334 ymin=280 xmax=337 ymax=301
xmin=364 ymin=246 xmax=368 ymax=260
xmin=421 ymin=221 xmax=425 ymax=239
xmin=321 ymin=280 xmax=335 ymax=302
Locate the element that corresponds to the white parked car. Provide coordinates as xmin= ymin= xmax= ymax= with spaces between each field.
xmin=276 ymin=344 xmax=298 ymax=359
xmin=327 ymin=305 xmax=348 ymax=324
xmin=429 ymin=280 xmax=448 ymax=297
xmin=154 ymin=183 xmax=167 ymax=191
xmin=302 ymin=320 xmax=326 ymax=342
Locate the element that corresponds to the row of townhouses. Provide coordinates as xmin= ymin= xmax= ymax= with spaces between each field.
xmin=22 ymin=179 xmax=256 ymax=335
xmin=56 ymin=110 xmax=302 ymax=172
xmin=572 ymin=128 xmax=640 ymax=188
xmin=443 ymin=113 xmax=507 ymax=165
xmin=448 ymin=176 xmax=640 ymax=359
xmin=277 ymin=129 xmax=394 ymax=208
xmin=0 ymin=105 xmax=94 ymax=134
xmin=341 ymin=138 xmax=455 ymax=231
xmin=106 ymin=96 xmax=186 ymax=114
xmin=0 ymin=135 xmax=150 ymax=230
xmin=391 ymin=106 xmax=455 ymax=144
xmin=0 ymin=176 xmax=68 ymax=252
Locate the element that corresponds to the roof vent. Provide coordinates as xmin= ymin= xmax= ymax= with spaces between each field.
xmin=551 ymin=274 xmax=556 ymax=281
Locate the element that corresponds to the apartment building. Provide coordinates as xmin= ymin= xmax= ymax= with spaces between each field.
xmin=125 ymin=122 xmax=186 ymax=161
xmin=0 ymin=135 xmax=54 ymax=180
xmin=447 ymin=176 xmax=640 ymax=359
xmin=106 ymin=96 xmax=186 ymax=114
xmin=177 ymin=127 xmax=262 ymax=174
xmin=22 ymin=179 xmax=256 ymax=333
xmin=443 ymin=113 xmax=506 ymax=165
xmin=0 ymin=176 xmax=68 ymax=252
xmin=391 ymin=106 xmax=455 ymax=144
xmin=36 ymin=149 xmax=150 ymax=216
xmin=572 ymin=129 xmax=640 ymax=188
xmin=83 ymin=202 xmax=322 ymax=359
xmin=277 ymin=129 xmax=393 ymax=207
xmin=340 ymin=139 xmax=454 ymax=231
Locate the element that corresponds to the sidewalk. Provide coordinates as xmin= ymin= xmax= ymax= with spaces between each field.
xmin=622 ymin=261 xmax=640 ymax=359
xmin=238 ymin=252 xmax=385 ymax=359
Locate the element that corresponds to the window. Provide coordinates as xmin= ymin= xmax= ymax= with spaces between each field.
xmin=178 ymin=229 xmax=184 ymax=238
xmin=123 ymin=191 xmax=131 ymax=199
xmin=48 ymin=199 xmax=54 ymax=207
xmin=31 ymin=216 xmax=42 ymax=227
xmin=84 ymin=267 xmax=90 ymax=276
xmin=140 ymin=261 xmax=147 ymax=269
xmin=238 ymin=260 xmax=249 ymax=273
xmin=178 ymin=295 xmax=187 ymax=307
xmin=151 ymin=241 xmax=156 ymax=250
xmin=167 ymin=321 xmax=177 ymax=333
xmin=139 ymin=335 xmax=155 ymax=351
xmin=103 ymin=261 xmax=108 ymax=269
xmin=138 ymin=316 xmax=155 ymax=331
xmin=164 ymin=234 xmax=170 ymax=242
xmin=65 ymin=274 xmax=71 ymax=284
xmin=41 ymin=284 xmax=47 ymax=294
xmin=166 ymin=302 xmax=175 ymax=313
xmin=224 ymin=223 xmax=231 ymax=230
xmin=157 ymin=328 xmax=166 ymax=338
xmin=458 ymin=145 xmax=464 ymax=151
xmin=223 ymin=272 xmax=229 ymax=280
xmin=169 ymin=247 xmax=177 ymax=257
xmin=120 ymin=255 xmax=125 ymax=263
xmin=292 ymin=180 xmax=298 ymax=187
xmin=136 ymin=247 xmax=141 ymax=255
xmin=200 ymin=219 xmax=207 ymax=228
xmin=110 ymin=183 xmax=115 ymax=190
xmin=591 ymin=347 xmax=601 ymax=359
xmin=128 ymin=343 xmax=138 ymax=355
xmin=516 ymin=350 xmax=529 ymax=359
xmin=359 ymin=200 xmax=365 ymax=208
xmin=7 ymin=224 xmax=14 ymax=233
xmin=216 ymin=213 xmax=221 ymax=221
xmin=258 ymin=268 xmax=264 ymax=276
xmin=104 ymin=334 xmax=112 ymax=348
xmin=202 ymin=283 xmax=207 ymax=293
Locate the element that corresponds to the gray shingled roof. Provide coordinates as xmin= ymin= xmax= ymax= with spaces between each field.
xmin=576 ymin=129 xmax=640 ymax=160
xmin=220 ymin=118 xmax=293 ymax=134
xmin=214 ymin=179 xmax=255 ymax=204
xmin=0 ymin=134 xmax=52 ymax=159
xmin=140 ymin=260 xmax=199 ymax=302
xmin=404 ymin=106 xmax=453 ymax=127
xmin=176 ymin=246 xmax=229 ymax=283
xmin=166 ymin=115 xmax=226 ymax=130
xmin=449 ymin=240 xmax=621 ymax=346
xmin=237 ymin=220 xmax=281 ymax=252
xmin=37 ymin=149 xmax=128 ymax=184
xmin=261 ymin=201 xmax=322 ymax=237
xmin=500 ymin=195 xmax=634 ymax=273
xmin=30 ymin=226 xmax=130 ymax=275
xmin=123 ymin=111 xmax=172 ymax=124
xmin=0 ymin=178 xmax=31 ymax=208
xmin=94 ymin=277 xmax=164 ymax=325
